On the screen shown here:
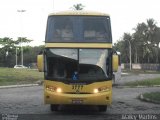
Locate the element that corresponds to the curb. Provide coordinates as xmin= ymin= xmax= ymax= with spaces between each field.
xmin=139 ymin=94 xmax=160 ymax=104
xmin=114 ymin=85 xmax=160 ymax=88
xmin=0 ymin=84 xmax=39 ymax=89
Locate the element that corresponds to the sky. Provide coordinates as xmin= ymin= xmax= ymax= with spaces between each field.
xmin=0 ymin=0 xmax=160 ymax=46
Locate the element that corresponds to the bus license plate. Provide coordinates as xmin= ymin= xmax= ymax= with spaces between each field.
xmin=72 ymin=99 xmax=83 ymax=104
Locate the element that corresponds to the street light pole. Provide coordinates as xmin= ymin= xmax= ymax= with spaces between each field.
xmin=53 ymin=0 xmax=54 ymax=10
xmin=16 ymin=48 xmax=17 ymax=65
xmin=17 ymin=10 xmax=26 ymax=66
xmin=127 ymin=40 xmax=132 ymax=70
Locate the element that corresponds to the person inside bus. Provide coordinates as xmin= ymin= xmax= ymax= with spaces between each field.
xmin=53 ymin=29 xmax=61 ymax=40
xmin=96 ymin=30 xmax=107 ymax=40
xmin=61 ymin=24 xmax=73 ymax=41
xmin=84 ymin=26 xmax=96 ymax=40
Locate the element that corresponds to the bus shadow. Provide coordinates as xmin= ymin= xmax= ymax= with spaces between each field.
xmin=45 ymin=106 xmax=121 ymax=120
xmin=54 ymin=105 xmax=106 ymax=115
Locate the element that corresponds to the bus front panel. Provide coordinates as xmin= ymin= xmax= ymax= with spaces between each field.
xmin=44 ymin=80 xmax=112 ymax=105
xmin=43 ymin=48 xmax=113 ymax=105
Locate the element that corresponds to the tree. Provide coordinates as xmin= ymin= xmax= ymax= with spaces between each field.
xmin=114 ymin=33 xmax=133 ymax=64
xmin=123 ymin=33 xmax=133 ymax=64
xmin=132 ymin=22 xmax=148 ymax=63
xmin=113 ymin=40 xmax=126 ymax=63
xmin=71 ymin=3 xmax=85 ymax=10
xmin=0 ymin=37 xmax=33 ymax=67
xmin=145 ymin=19 xmax=159 ymax=63
xmin=0 ymin=37 xmax=16 ymax=67
xmin=114 ymin=18 xmax=160 ymax=64
xmin=23 ymin=45 xmax=44 ymax=67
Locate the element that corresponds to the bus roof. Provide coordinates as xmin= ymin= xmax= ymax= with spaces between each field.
xmin=48 ymin=10 xmax=110 ymax=17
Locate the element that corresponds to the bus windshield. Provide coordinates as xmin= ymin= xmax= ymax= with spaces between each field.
xmin=45 ymin=48 xmax=112 ymax=82
xmin=45 ymin=16 xmax=112 ymax=43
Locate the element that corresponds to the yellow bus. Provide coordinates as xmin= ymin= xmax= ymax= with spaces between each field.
xmin=37 ymin=11 xmax=118 ymax=112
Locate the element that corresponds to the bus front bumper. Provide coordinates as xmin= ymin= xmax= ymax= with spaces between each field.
xmin=44 ymin=90 xmax=112 ymax=105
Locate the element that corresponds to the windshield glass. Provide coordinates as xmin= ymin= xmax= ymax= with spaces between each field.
xmin=45 ymin=48 xmax=112 ymax=82
xmin=45 ymin=16 xmax=112 ymax=43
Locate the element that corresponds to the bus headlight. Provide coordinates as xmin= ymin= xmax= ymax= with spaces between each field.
xmin=56 ymin=88 xmax=62 ymax=93
xmin=93 ymin=86 xmax=110 ymax=93
xmin=93 ymin=88 xmax=99 ymax=93
xmin=46 ymin=85 xmax=62 ymax=93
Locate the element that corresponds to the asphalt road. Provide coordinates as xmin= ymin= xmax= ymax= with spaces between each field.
xmin=0 ymin=85 xmax=160 ymax=120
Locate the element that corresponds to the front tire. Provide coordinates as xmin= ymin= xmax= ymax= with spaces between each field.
xmin=50 ymin=104 xmax=59 ymax=111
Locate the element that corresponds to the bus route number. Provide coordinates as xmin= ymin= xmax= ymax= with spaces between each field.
xmin=72 ymin=85 xmax=83 ymax=90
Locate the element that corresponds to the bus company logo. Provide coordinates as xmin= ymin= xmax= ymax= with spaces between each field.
xmin=75 ymin=89 xmax=80 ymax=94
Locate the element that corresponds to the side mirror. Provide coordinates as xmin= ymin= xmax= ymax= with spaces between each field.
xmin=112 ymin=55 xmax=118 ymax=72
xmin=37 ymin=55 xmax=44 ymax=72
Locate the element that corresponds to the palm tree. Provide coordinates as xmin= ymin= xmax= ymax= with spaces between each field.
xmin=145 ymin=19 xmax=159 ymax=63
xmin=133 ymin=23 xmax=148 ymax=63
xmin=71 ymin=3 xmax=85 ymax=10
xmin=115 ymin=18 xmax=160 ymax=64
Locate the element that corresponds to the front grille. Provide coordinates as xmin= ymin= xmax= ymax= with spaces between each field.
xmin=64 ymin=92 xmax=92 ymax=94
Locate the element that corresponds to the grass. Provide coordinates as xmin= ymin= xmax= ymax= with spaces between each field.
xmin=125 ymin=78 xmax=160 ymax=87
xmin=142 ymin=92 xmax=160 ymax=103
xmin=0 ymin=67 xmax=43 ymax=86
